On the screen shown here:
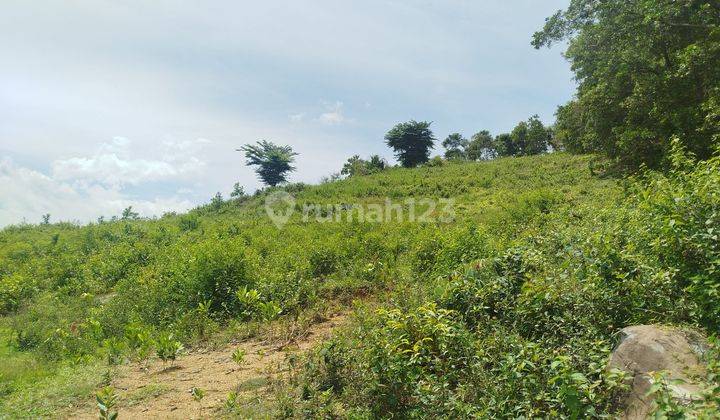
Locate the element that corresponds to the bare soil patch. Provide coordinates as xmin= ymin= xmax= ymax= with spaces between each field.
xmin=66 ymin=313 xmax=345 ymax=419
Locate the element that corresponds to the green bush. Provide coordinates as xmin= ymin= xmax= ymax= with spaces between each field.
xmin=308 ymin=248 xmax=339 ymax=278
xmin=362 ymin=304 xmax=478 ymax=416
xmin=0 ymin=274 xmax=28 ymax=315
xmin=178 ymin=214 xmax=200 ymax=232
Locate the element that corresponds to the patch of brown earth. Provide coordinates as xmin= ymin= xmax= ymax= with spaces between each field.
xmin=66 ymin=313 xmax=345 ymax=419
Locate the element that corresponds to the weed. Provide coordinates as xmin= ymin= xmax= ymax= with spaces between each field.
xmin=231 ymin=348 xmax=246 ymax=366
xmin=190 ymin=386 xmax=205 ymax=416
xmin=102 ymin=337 xmax=125 ymax=366
xmin=96 ymin=386 xmax=119 ymax=420
xmin=224 ymin=391 xmax=240 ymax=413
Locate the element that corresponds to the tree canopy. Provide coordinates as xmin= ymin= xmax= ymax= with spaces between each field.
xmin=534 ymin=0 xmax=720 ymax=168
xmin=239 ymin=140 xmax=298 ymax=187
xmin=385 ymin=121 xmax=436 ymax=167
xmin=494 ymin=116 xmax=550 ymax=157
xmin=466 ymin=130 xmax=496 ymax=161
xmin=341 ymin=154 xmax=387 ymax=177
xmin=442 ymin=133 xmax=469 ymax=160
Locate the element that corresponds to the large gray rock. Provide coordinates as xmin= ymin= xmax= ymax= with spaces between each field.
xmin=608 ymin=325 xmax=708 ymax=419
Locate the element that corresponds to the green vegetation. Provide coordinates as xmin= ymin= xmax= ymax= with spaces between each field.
xmin=466 ymin=130 xmax=495 ymax=161
xmin=534 ymin=0 xmax=720 ymax=168
xmin=341 ymin=155 xmax=388 ymax=177
xmin=190 ymin=386 xmax=206 ymax=416
xmin=0 ymin=153 xmax=618 ymax=415
xmin=96 ymin=386 xmax=119 ymax=420
xmin=280 ymin=141 xmax=720 ymax=417
xmin=3 ymin=2 xmax=718 ymax=418
xmin=155 ymin=333 xmax=183 ymax=366
xmin=239 ymin=140 xmax=298 ymax=186
xmin=385 ymin=120 xmax=436 ymax=167
xmin=231 ymin=347 xmax=246 ymax=366
xmin=442 ymin=133 xmax=469 ymax=160
xmin=1 ymin=144 xmax=719 ymax=416
xmin=440 ymin=115 xmax=553 ymax=163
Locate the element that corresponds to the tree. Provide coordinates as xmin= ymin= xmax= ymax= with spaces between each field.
xmin=442 ymin=133 xmax=469 ymax=160
xmin=525 ymin=115 xmax=550 ymax=155
xmin=230 ymin=183 xmax=246 ymax=199
xmin=510 ymin=121 xmax=529 ymax=156
xmin=341 ymin=154 xmax=388 ymax=177
xmin=494 ymin=133 xmax=515 ymax=158
xmin=467 ymin=130 xmax=496 ymax=160
xmin=385 ymin=121 xmax=436 ymax=167
xmin=341 ymin=155 xmax=368 ymax=177
xmin=41 ymin=214 xmax=51 ymax=225
xmin=553 ymin=100 xmax=590 ymax=153
xmin=496 ymin=116 xmax=550 ymax=157
xmin=239 ymin=141 xmax=298 ymax=187
xmin=533 ymin=0 xmax=720 ymax=168
xmin=320 ymin=172 xmax=342 ymax=184
xmin=367 ymin=154 xmax=388 ymax=172
xmin=121 ymin=206 xmax=139 ymax=220
xmin=210 ymin=192 xmax=224 ymax=210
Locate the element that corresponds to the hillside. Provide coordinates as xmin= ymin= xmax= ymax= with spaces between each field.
xmin=1 ymin=151 xmax=719 ymax=417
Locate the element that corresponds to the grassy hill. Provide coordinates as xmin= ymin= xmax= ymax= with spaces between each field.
xmin=1 ymin=152 xmax=718 ymax=417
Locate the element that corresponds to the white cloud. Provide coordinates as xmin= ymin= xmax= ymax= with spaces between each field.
xmin=289 ymin=113 xmax=305 ymax=122
xmin=0 ymin=0 xmax=574 ymax=226
xmin=317 ymin=101 xmax=350 ymax=125
xmin=51 ymin=138 xmax=208 ymax=187
xmin=0 ymin=158 xmax=193 ymax=226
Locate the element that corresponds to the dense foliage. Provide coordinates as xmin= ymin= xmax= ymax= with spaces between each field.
xmin=501 ymin=115 xmax=552 ymax=157
xmin=279 ymin=141 xmax=720 ymax=418
xmin=340 ymin=155 xmax=387 ymax=177
xmin=239 ymin=140 xmax=298 ymax=186
xmin=535 ymin=0 xmax=720 ymax=168
xmin=4 ymin=3 xmax=720 ymax=417
xmin=441 ymin=133 xmax=469 ymax=160
xmin=466 ymin=130 xmax=495 ymax=161
xmin=444 ymin=116 xmax=552 ymax=163
xmin=385 ymin=120 xmax=436 ymax=167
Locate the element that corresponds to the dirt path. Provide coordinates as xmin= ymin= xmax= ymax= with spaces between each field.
xmin=67 ymin=313 xmax=345 ymax=419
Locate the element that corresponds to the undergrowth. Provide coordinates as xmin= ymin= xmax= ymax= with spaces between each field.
xmin=277 ymin=142 xmax=720 ymax=418
xmin=3 ymin=150 xmax=718 ymax=417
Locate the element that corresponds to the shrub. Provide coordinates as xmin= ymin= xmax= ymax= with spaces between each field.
xmin=439 ymin=252 xmax=527 ymax=329
xmin=0 ymin=274 xmax=27 ymax=314
xmin=425 ymin=156 xmax=444 ymax=167
xmin=231 ymin=348 xmax=246 ymax=366
xmin=178 ymin=214 xmax=200 ymax=232
xmin=361 ymin=304 xmax=478 ymax=417
xmin=308 ymin=248 xmax=339 ymax=278
xmin=124 ymin=322 xmax=153 ymax=361
xmin=627 ymin=141 xmax=720 ymax=329
xmin=156 ymin=333 xmax=183 ymax=366
xmin=187 ymin=240 xmax=251 ymax=316
xmin=96 ymin=386 xmax=119 ymax=420
xmin=235 ymin=286 xmax=282 ymax=321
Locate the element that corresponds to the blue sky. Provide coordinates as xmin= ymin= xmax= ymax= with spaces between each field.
xmin=0 ymin=0 xmax=574 ymax=226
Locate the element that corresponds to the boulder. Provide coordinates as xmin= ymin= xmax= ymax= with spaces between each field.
xmin=608 ymin=325 xmax=708 ymax=419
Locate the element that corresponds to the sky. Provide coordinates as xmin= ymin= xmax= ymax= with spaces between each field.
xmin=0 ymin=0 xmax=574 ymax=227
